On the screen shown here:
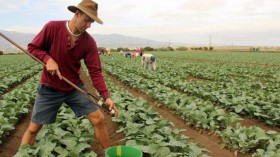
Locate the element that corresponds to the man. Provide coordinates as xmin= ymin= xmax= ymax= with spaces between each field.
xmin=125 ymin=51 xmax=132 ymax=58
xmin=107 ymin=48 xmax=111 ymax=56
xmin=140 ymin=48 xmax=143 ymax=57
xmin=141 ymin=53 xmax=156 ymax=70
xmin=20 ymin=0 xmax=118 ymax=150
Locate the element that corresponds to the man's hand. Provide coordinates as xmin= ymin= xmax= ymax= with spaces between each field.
xmin=46 ymin=58 xmax=62 ymax=80
xmin=104 ymin=97 xmax=119 ymax=116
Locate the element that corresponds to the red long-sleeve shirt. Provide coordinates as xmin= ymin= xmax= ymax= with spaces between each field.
xmin=28 ymin=20 xmax=109 ymax=98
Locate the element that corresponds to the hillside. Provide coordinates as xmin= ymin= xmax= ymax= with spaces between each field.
xmin=0 ymin=30 xmax=180 ymax=53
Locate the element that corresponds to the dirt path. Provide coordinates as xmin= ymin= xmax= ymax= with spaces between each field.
xmin=241 ymin=118 xmax=280 ymax=132
xmin=0 ymin=112 xmax=31 ymax=157
xmin=105 ymin=72 xmax=252 ymax=157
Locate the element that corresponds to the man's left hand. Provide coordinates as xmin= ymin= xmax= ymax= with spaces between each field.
xmin=104 ymin=98 xmax=119 ymax=116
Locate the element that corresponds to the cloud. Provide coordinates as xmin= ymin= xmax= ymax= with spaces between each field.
xmin=0 ymin=0 xmax=30 ymax=13
xmin=181 ymin=0 xmax=227 ymax=12
xmin=4 ymin=26 xmax=42 ymax=34
xmin=1 ymin=0 xmax=280 ymax=46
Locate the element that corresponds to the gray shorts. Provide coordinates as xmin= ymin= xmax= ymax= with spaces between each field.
xmin=31 ymin=84 xmax=99 ymax=124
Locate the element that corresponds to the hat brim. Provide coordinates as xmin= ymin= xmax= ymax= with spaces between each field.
xmin=68 ymin=6 xmax=103 ymax=24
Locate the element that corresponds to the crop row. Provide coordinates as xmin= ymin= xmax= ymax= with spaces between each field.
xmin=0 ymin=65 xmax=42 ymax=95
xmin=0 ymin=74 xmax=39 ymax=144
xmin=153 ymin=51 xmax=280 ymax=66
xmin=0 ymin=54 xmax=39 ymax=79
xmin=103 ymin=59 xmax=241 ymax=132
xmin=101 ymin=55 xmax=280 ymax=156
xmin=104 ymin=74 xmax=209 ymax=157
xmin=15 ymin=71 xmax=209 ymax=157
xmin=15 ymin=106 xmax=97 ymax=157
xmin=103 ymin=55 xmax=280 ymax=126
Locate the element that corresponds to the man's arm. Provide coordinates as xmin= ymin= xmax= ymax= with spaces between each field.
xmin=84 ymin=38 xmax=110 ymax=99
xmin=28 ymin=22 xmax=52 ymax=64
xmin=28 ymin=21 xmax=62 ymax=79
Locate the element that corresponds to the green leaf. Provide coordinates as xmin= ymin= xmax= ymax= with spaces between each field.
xmin=54 ymin=146 xmax=69 ymax=156
xmin=239 ymin=133 xmax=247 ymax=142
xmin=154 ymin=147 xmax=171 ymax=157
xmin=138 ymin=144 xmax=158 ymax=154
xmin=234 ymin=105 xmax=244 ymax=113
xmin=84 ymin=151 xmax=97 ymax=157
xmin=188 ymin=144 xmax=203 ymax=156
xmin=39 ymin=142 xmax=56 ymax=156
xmin=266 ymin=131 xmax=278 ymax=135
xmin=73 ymin=143 xmax=91 ymax=153
xmin=146 ymin=119 xmax=155 ymax=125
xmin=142 ymin=125 xmax=156 ymax=135
xmin=61 ymin=137 xmax=78 ymax=150
xmin=126 ymin=122 xmax=140 ymax=134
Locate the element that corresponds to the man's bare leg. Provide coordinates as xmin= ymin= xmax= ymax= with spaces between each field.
xmin=87 ymin=109 xmax=110 ymax=148
xmin=21 ymin=122 xmax=43 ymax=146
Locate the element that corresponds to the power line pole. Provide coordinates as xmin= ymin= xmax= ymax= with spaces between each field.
xmin=208 ymin=34 xmax=211 ymax=51
xmin=168 ymin=40 xmax=170 ymax=47
xmin=209 ymin=35 xmax=212 ymax=50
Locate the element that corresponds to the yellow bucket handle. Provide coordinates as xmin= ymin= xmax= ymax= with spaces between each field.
xmin=117 ymin=145 xmax=121 ymax=156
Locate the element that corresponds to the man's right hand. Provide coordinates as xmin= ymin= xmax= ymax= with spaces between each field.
xmin=46 ymin=58 xmax=62 ymax=80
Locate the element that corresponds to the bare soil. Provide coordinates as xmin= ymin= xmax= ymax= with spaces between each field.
xmin=0 ymin=112 xmax=31 ymax=157
xmin=241 ymin=117 xmax=280 ymax=132
xmin=185 ymin=76 xmax=209 ymax=81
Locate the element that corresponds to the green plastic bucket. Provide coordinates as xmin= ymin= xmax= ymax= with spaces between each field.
xmin=105 ymin=145 xmax=142 ymax=157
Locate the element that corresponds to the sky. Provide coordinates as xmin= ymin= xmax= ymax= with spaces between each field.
xmin=0 ymin=0 xmax=280 ymax=46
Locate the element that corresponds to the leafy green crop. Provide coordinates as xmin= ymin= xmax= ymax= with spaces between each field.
xmin=15 ymin=106 xmax=96 ymax=157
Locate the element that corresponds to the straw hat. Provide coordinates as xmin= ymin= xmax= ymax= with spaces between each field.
xmin=68 ymin=0 xmax=103 ymax=24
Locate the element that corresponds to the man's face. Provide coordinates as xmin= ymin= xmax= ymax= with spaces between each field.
xmin=75 ymin=12 xmax=95 ymax=33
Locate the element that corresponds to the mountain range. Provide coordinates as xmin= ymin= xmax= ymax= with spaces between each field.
xmin=0 ymin=30 xmax=184 ymax=53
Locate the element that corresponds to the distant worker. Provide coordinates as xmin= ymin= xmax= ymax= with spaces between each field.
xmin=132 ymin=52 xmax=136 ymax=58
xmin=101 ymin=48 xmax=105 ymax=55
xmin=107 ymin=48 xmax=111 ymax=56
xmin=125 ymin=52 xmax=131 ymax=58
xmin=119 ymin=50 xmax=124 ymax=55
xmin=140 ymin=48 xmax=143 ymax=57
xmin=135 ymin=47 xmax=141 ymax=57
xmin=141 ymin=54 xmax=156 ymax=70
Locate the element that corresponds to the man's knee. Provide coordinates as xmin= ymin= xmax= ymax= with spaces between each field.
xmin=27 ymin=125 xmax=41 ymax=136
xmin=27 ymin=129 xmax=39 ymax=136
xmin=87 ymin=110 xmax=105 ymax=126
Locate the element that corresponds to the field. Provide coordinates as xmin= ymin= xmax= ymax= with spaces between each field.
xmin=0 ymin=51 xmax=280 ymax=157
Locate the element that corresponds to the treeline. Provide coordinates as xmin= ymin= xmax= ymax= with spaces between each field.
xmin=97 ymin=46 xmax=215 ymax=52
xmin=1 ymin=46 xmax=215 ymax=54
